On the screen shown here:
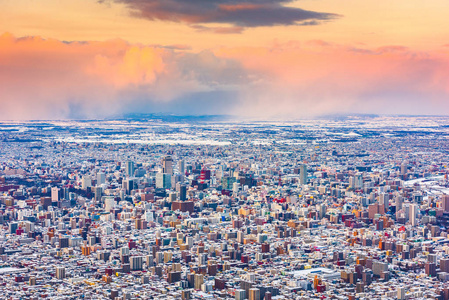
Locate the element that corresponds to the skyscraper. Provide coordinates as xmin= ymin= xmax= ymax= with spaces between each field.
xmin=51 ymin=187 xmax=59 ymax=202
xmin=442 ymin=195 xmax=449 ymax=212
xmin=177 ymin=183 xmax=187 ymax=201
xmin=299 ymin=164 xmax=307 ymax=185
xmin=178 ymin=159 xmax=185 ymax=174
xmin=395 ymin=196 xmax=403 ymax=211
xmin=94 ymin=186 xmax=102 ymax=202
xmin=97 ymin=172 xmax=106 ymax=185
xmin=163 ymin=156 xmax=174 ymax=175
xmin=379 ymin=193 xmax=389 ymax=212
xmin=156 ymin=173 xmax=172 ymax=189
xmin=55 ymin=267 xmax=65 ymax=279
xmin=125 ymin=161 xmax=135 ymax=177
xmin=354 ymin=173 xmax=363 ymax=189
xmin=410 ymin=203 xmax=418 ymax=226
xmin=401 ymin=161 xmax=408 ymax=175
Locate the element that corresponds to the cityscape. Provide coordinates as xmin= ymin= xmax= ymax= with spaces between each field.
xmin=2 ymin=0 xmax=449 ymax=299
xmin=0 ymin=115 xmax=449 ymax=299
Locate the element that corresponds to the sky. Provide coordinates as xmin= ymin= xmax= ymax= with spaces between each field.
xmin=1 ymin=0 xmax=449 ymax=119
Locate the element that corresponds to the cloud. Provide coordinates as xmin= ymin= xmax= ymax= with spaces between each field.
xmin=0 ymin=33 xmax=250 ymax=119
xmin=213 ymin=42 xmax=449 ymax=117
xmin=1 ymin=32 xmax=449 ymax=120
xmin=190 ymin=25 xmax=245 ymax=34
xmin=110 ymin=0 xmax=339 ymax=32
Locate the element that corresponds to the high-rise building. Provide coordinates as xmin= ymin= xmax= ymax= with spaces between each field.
xmin=81 ymin=175 xmax=92 ymax=190
xmin=51 ymin=187 xmax=59 ymax=202
xmin=299 ymin=164 xmax=307 ymax=185
xmin=179 ymin=184 xmax=187 ymax=201
xmin=125 ymin=161 xmax=135 ymax=177
xmin=104 ymin=197 xmax=115 ymax=212
xmin=395 ymin=196 xmax=403 ymax=211
xmin=354 ymin=173 xmax=363 ymax=189
xmin=55 ymin=267 xmax=65 ymax=279
xmin=123 ymin=179 xmax=135 ymax=194
xmin=379 ymin=193 xmax=389 ymax=212
xmin=401 ymin=161 xmax=408 ymax=175
xmin=171 ymin=174 xmax=183 ymax=188
xmin=222 ymin=176 xmax=236 ymax=190
xmin=156 ymin=173 xmax=172 ymax=189
xmin=9 ymin=222 xmax=18 ymax=234
xmin=194 ymin=274 xmax=204 ymax=290
xmin=178 ymin=159 xmax=185 ymax=174
xmin=318 ymin=204 xmax=326 ymax=219
xmin=130 ymin=256 xmax=144 ymax=271
xmin=94 ymin=186 xmax=102 ymax=202
xmin=442 ymin=194 xmax=449 ymax=212
xmin=233 ymin=182 xmax=239 ymax=194
xmin=145 ymin=211 xmax=154 ymax=222
xmin=410 ymin=203 xmax=418 ymax=226
xmin=397 ymin=287 xmax=405 ymax=300
xmin=248 ymin=288 xmax=260 ymax=300
xmin=97 ymin=172 xmax=106 ymax=185
xmin=163 ymin=156 xmax=174 ymax=175
xmin=349 ymin=176 xmax=355 ymax=188
xmin=235 ymin=290 xmax=246 ymax=300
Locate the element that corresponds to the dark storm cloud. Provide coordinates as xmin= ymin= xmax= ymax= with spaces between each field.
xmin=111 ymin=0 xmax=339 ymax=30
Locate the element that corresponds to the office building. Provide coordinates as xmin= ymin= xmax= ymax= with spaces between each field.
xmin=299 ymin=164 xmax=307 ymax=185
xmin=163 ymin=156 xmax=173 ymax=175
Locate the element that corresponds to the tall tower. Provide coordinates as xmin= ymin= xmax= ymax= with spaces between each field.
xmin=401 ymin=161 xmax=408 ymax=175
xmin=442 ymin=194 xmax=449 ymax=212
xmin=163 ymin=156 xmax=174 ymax=175
xmin=299 ymin=164 xmax=307 ymax=185
xmin=379 ymin=193 xmax=389 ymax=212
xmin=409 ymin=203 xmax=418 ymax=226
xmin=178 ymin=159 xmax=185 ymax=174
xmin=51 ymin=187 xmax=59 ymax=202
xmin=125 ymin=161 xmax=135 ymax=177
xmin=354 ymin=173 xmax=363 ymax=189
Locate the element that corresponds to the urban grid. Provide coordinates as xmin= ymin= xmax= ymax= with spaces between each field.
xmin=0 ymin=116 xmax=449 ymax=299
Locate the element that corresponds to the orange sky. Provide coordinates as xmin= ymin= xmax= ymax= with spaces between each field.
xmin=1 ymin=0 xmax=449 ymax=119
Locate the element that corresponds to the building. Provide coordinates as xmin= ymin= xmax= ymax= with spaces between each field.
xmin=51 ymin=187 xmax=59 ymax=202
xmin=104 ymin=197 xmax=115 ymax=212
xmin=442 ymin=194 xmax=449 ymax=212
xmin=81 ymin=175 xmax=92 ymax=190
xmin=130 ymin=256 xmax=143 ymax=271
xmin=178 ymin=159 xmax=185 ymax=174
xmin=55 ymin=267 xmax=65 ymax=279
xmin=94 ymin=186 xmax=102 ymax=202
xmin=176 ymin=183 xmax=187 ymax=201
xmin=163 ymin=156 xmax=173 ymax=175
xmin=97 ymin=172 xmax=106 ymax=185
xmin=379 ymin=193 xmax=389 ymax=212
xmin=125 ymin=161 xmax=135 ymax=177
xmin=401 ymin=161 xmax=408 ymax=175
xmin=249 ymin=288 xmax=260 ymax=300
xmin=354 ymin=173 xmax=363 ymax=189
xmin=123 ymin=178 xmax=135 ymax=194
xmin=299 ymin=164 xmax=307 ymax=185
xmin=410 ymin=203 xmax=418 ymax=226
xmin=156 ymin=173 xmax=171 ymax=189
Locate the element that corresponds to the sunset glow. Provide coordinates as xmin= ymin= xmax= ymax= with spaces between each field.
xmin=1 ymin=0 xmax=449 ymax=119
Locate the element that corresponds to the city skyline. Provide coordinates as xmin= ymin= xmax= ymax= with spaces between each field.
xmin=1 ymin=0 xmax=449 ymax=119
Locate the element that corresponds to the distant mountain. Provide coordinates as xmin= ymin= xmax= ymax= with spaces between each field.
xmin=112 ymin=113 xmax=233 ymax=122
xmin=317 ymin=113 xmax=379 ymax=121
